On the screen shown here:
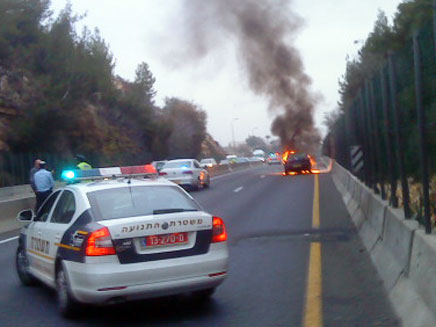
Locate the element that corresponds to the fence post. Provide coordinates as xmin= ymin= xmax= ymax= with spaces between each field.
xmin=369 ymin=78 xmax=386 ymax=199
xmin=413 ymin=33 xmax=432 ymax=233
xmin=433 ymin=0 xmax=436 ymax=55
xmin=380 ymin=66 xmax=398 ymax=207
xmin=364 ymin=82 xmax=379 ymax=194
xmin=388 ymin=53 xmax=411 ymax=219
xmin=359 ymin=92 xmax=372 ymax=187
xmin=344 ymin=105 xmax=353 ymax=170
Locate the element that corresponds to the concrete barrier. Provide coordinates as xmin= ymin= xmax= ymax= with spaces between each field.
xmin=372 ymin=207 xmax=418 ymax=290
xmin=0 ymin=196 xmax=35 ymax=233
xmin=359 ymin=194 xmax=387 ymax=251
xmin=408 ymin=230 xmax=436 ymax=314
xmin=360 ymin=187 xmax=372 ymax=220
xmin=331 ymin=160 xmax=436 ymax=327
xmin=0 ymin=184 xmax=34 ymax=199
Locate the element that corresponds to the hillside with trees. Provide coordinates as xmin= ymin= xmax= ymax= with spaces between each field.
xmin=0 ymin=0 xmax=223 ymax=173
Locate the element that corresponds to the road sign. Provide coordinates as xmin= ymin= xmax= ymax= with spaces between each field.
xmin=350 ymin=145 xmax=363 ymax=173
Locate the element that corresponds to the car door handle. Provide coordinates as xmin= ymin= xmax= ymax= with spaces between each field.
xmin=37 ymin=232 xmax=42 ymax=236
xmin=55 ymin=233 xmax=61 ymax=240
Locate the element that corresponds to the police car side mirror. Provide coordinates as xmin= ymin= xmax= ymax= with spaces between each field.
xmin=17 ymin=209 xmax=35 ymax=222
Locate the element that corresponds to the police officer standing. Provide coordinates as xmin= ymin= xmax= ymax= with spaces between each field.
xmin=34 ymin=161 xmax=54 ymax=211
xmin=75 ymin=154 xmax=92 ymax=170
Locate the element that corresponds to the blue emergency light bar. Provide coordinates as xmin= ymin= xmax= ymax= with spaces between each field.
xmin=61 ymin=165 xmax=157 ymax=182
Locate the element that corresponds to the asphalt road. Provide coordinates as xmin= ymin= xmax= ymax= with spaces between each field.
xmin=0 ymin=164 xmax=400 ymax=327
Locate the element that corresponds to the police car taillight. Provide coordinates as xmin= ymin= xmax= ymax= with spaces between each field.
xmin=86 ymin=227 xmax=116 ymax=256
xmin=212 ymin=217 xmax=227 ymax=243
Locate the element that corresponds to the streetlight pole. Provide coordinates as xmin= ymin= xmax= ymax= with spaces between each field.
xmin=231 ymin=118 xmax=239 ymax=148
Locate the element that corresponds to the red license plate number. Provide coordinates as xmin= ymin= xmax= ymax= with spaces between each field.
xmin=144 ymin=232 xmax=189 ymax=248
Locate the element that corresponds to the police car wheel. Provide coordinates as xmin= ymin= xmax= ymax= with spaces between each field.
xmin=16 ymin=247 xmax=35 ymax=286
xmin=56 ymin=266 xmax=78 ymax=318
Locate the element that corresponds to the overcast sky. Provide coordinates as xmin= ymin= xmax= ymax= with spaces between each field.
xmin=50 ymin=0 xmax=402 ymax=147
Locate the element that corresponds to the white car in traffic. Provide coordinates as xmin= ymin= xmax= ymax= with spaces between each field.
xmin=159 ymin=159 xmax=210 ymax=190
xmin=200 ymin=158 xmax=217 ymax=168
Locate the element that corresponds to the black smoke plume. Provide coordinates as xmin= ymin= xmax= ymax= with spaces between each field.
xmin=179 ymin=0 xmax=320 ymax=152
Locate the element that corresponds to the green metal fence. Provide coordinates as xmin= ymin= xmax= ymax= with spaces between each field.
xmin=326 ymin=20 xmax=436 ymax=234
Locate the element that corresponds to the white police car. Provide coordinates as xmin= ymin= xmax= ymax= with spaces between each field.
xmin=15 ymin=165 xmax=228 ymax=317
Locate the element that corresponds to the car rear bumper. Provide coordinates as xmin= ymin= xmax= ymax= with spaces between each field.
xmin=284 ymin=161 xmax=311 ymax=171
xmin=64 ymin=242 xmax=228 ymax=304
xmin=165 ymin=175 xmax=197 ymax=187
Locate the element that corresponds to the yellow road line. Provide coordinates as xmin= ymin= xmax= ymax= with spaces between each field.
xmin=303 ymin=174 xmax=323 ymax=327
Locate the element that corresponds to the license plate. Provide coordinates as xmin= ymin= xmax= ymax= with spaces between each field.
xmin=141 ymin=232 xmax=189 ymax=248
xmin=293 ymin=164 xmax=302 ymax=168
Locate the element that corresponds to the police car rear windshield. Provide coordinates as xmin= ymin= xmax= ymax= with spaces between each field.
xmin=87 ymin=186 xmax=200 ymax=221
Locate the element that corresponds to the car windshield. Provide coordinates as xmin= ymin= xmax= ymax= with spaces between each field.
xmin=290 ymin=154 xmax=307 ymax=160
xmin=87 ymin=186 xmax=200 ymax=221
xmin=163 ymin=161 xmax=192 ymax=169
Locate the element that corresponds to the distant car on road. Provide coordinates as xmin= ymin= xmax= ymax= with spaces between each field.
xmin=15 ymin=165 xmax=228 ymax=317
xmin=267 ymin=153 xmax=281 ymax=165
xmin=252 ymin=149 xmax=266 ymax=162
xmin=200 ymin=158 xmax=217 ymax=168
xmin=283 ymin=153 xmax=312 ymax=174
xmin=235 ymin=157 xmax=250 ymax=164
xmin=219 ymin=159 xmax=230 ymax=165
xmin=225 ymin=155 xmax=237 ymax=164
xmin=159 ymin=159 xmax=210 ymax=190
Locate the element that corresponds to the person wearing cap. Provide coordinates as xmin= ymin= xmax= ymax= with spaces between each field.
xmin=34 ymin=161 xmax=55 ymax=211
xmin=75 ymin=154 xmax=92 ymax=170
xmin=29 ymin=159 xmax=41 ymax=194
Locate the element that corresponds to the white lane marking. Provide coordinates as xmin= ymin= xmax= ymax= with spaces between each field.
xmin=260 ymin=175 xmax=265 ymax=179
xmin=0 ymin=236 xmax=19 ymax=244
xmin=233 ymin=186 xmax=244 ymax=193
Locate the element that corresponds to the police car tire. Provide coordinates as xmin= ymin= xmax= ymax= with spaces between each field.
xmin=16 ymin=247 xmax=35 ymax=286
xmin=56 ymin=266 xmax=79 ymax=318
